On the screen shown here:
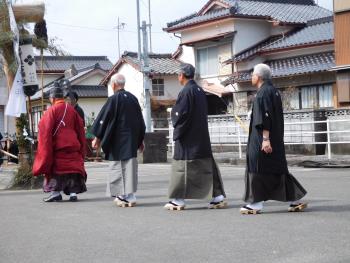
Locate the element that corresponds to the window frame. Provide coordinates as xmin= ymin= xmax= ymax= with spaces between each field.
xmin=151 ymin=78 xmax=165 ymax=97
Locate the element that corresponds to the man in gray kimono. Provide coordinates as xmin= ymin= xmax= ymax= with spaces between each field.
xmin=92 ymin=74 xmax=145 ymax=207
xmin=164 ymin=63 xmax=227 ymax=211
xmin=241 ymin=64 xmax=307 ymax=215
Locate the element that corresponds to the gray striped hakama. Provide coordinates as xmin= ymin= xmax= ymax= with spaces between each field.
xmin=106 ymin=158 xmax=138 ymax=197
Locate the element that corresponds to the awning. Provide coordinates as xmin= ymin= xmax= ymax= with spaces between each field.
xmin=181 ymin=31 xmax=235 ymax=46
xmin=200 ymin=80 xmax=234 ymax=97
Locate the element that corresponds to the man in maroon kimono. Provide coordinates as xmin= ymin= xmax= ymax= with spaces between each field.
xmin=33 ymin=86 xmax=87 ymax=202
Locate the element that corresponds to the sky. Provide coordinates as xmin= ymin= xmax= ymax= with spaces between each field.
xmin=16 ymin=0 xmax=333 ymax=64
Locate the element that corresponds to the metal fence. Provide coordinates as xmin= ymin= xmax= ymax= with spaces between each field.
xmin=153 ymin=114 xmax=350 ymax=161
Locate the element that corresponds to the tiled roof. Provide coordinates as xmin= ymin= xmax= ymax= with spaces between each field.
xmin=31 ymin=64 xmax=108 ymax=100
xmin=225 ymin=35 xmax=283 ymax=63
xmin=68 ymin=85 xmax=107 ymax=98
xmin=262 ymin=20 xmax=334 ymax=52
xmin=101 ymin=51 xmax=182 ymax=86
xmin=38 ymin=85 xmax=107 ymax=99
xmin=124 ymin=52 xmax=182 ymax=74
xmin=35 ymin=56 xmax=113 ymax=72
xmin=225 ymin=18 xmax=334 ymax=64
xmin=222 ymin=52 xmax=335 ymax=85
xmin=165 ymin=0 xmax=332 ymax=31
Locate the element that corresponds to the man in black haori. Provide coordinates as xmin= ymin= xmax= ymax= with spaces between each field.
xmin=92 ymin=74 xmax=145 ymax=208
xmin=164 ymin=63 xmax=226 ymax=211
xmin=241 ymin=63 xmax=307 ymax=215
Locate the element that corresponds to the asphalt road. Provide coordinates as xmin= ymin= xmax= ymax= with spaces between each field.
xmin=0 ymin=163 xmax=350 ymax=263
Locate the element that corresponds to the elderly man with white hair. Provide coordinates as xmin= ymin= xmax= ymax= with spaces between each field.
xmin=240 ymin=64 xmax=307 ymax=215
xmin=91 ymin=74 xmax=145 ymax=207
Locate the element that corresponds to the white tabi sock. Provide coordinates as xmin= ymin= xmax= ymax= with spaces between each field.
xmin=171 ymin=199 xmax=185 ymax=206
xmin=117 ymin=195 xmax=127 ymax=200
xmin=290 ymin=200 xmax=302 ymax=206
xmin=211 ymin=195 xmax=224 ymax=203
xmin=247 ymin=201 xmax=264 ymax=210
xmin=52 ymin=191 xmax=60 ymax=197
xmin=127 ymin=193 xmax=136 ymax=202
xmin=70 ymin=193 xmax=77 ymax=197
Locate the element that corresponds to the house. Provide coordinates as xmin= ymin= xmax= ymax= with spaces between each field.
xmin=30 ymin=56 xmax=113 ymax=132
xmin=164 ymin=0 xmax=335 ymax=115
xmin=332 ymin=0 xmax=350 ymax=108
xmin=100 ymin=51 xmax=183 ymax=127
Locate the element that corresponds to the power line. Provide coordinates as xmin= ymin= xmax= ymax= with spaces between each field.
xmin=47 ymin=20 xmax=165 ymax=34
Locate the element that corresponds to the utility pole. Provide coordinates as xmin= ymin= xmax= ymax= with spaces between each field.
xmin=136 ymin=0 xmax=152 ymax=132
xmin=141 ymin=20 xmax=152 ymax=132
xmin=136 ymin=0 xmax=142 ymax=61
xmin=116 ymin=17 xmax=125 ymax=59
xmin=148 ymin=0 xmax=152 ymax=53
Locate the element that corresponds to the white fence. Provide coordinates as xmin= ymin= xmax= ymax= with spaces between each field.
xmin=153 ymin=113 xmax=350 ymax=161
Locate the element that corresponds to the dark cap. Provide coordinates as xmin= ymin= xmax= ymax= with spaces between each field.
xmin=180 ymin=63 xmax=195 ymax=79
xmin=49 ymin=87 xmax=64 ymax=99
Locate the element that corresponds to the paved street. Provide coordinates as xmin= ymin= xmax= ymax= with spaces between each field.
xmin=0 ymin=163 xmax=350 ymax=263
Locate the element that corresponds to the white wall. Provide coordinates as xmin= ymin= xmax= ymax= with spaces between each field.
xmin=108 ymin=63 xmax=144 ymax=104
xmin=266 ymin=44 xmax=335 ymax=60
xmin=178 ymin=45 xmax=196 ymax=66
xmin=181 ymin=19 xmax=235 ymax=45
xmin=74 ymin=71 xmax=106 ymax=86
xmin=37 ymin=73 xmax=63 ymax=86
xmin=78 ymin=98 xmax=107 ymax=123
xmin=233 ymin=19 xmax=271 ymax=55
xmin=160 ymin=75 xmax=182 ymax=100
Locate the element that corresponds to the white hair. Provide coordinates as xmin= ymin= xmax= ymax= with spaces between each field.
xmin=253 ymin=64 xmax=272 ymax=81
xmin=110 ymin=73 xmax=126 ymax=86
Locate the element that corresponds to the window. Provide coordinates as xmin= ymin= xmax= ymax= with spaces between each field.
xmin=197 ymin=46 xmax=219 ymax=77
xmin=301 ymin=85 xmax=333 ymax=109
xmin=31 ymin=105 xmax=46 ymax=133
xmin=319 ymin=85 xmax=333 ymax=108
xmin=301 ymin=86 xmax=317 ymax=109
xmin=152 ymin=79 xmax=164 ymax=96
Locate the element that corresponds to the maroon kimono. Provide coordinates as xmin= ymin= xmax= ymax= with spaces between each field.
xmin=33 ymin=100 xmax=86 ymax=193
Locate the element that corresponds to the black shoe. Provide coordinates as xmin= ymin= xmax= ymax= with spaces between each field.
xmin=69 ymin=196 xmax=78 ymax=202
xmin=43 ymin=194 xmax=62 ymax=202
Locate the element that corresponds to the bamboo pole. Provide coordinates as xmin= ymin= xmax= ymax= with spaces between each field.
xmin=40 ymin=48 xmax=44 ymax=115
xmin=0 ymin=149 xmax=18 ymax=160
